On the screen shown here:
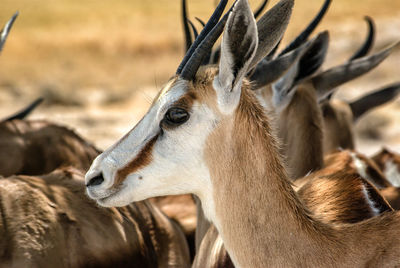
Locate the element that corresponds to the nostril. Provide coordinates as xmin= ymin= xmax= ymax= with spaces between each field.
xmin=86 ymin=173 xmax=105 ymax=187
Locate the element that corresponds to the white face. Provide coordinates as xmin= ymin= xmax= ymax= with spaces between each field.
xmin=85 ymin=77 xmax=219 ymax=208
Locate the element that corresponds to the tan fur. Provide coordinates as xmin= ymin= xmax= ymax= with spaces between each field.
xmin=0 ymin=120 xmax=100 ymax=177
xmin=0 ymin=167 xmax=190 ymax=268
xmin=190 ymin=72 xmax=400 ymax=266
xmin=323 ymin=150 xmax=392 ymax=189
xmin=321 ymin=99 xmax=355 ymax=155
xmin=277 ymin=82 xmax=324 ymax=179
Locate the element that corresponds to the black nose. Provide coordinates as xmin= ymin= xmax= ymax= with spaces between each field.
xmin=86 ymin=173 xmax=105 ymax=187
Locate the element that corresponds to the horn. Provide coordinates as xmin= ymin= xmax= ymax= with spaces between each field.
xmin=180 ymin=4 xmax=233 ymax=80
xmin=182 ymin=0 xmax=193 ymax=52
xmin=312 ymin=42 xmax=400 ymax=100
xmin=188 ymin=20 xmax=199 ymax=39
xmin=0 ymin=12 xmax=19 ymax=52
xmin=195 ymin=17 xmax=206 ymax=27
xmin=2 ymin=98 xmax=44 ymax=122
xmin=254 ymin=0 xmax=269 ymax=19
xmin=248 ymin=0 xmax=294 ymax=70
xmin=278 ymin=0 xmax=331 ymax=56
xmin=348 ymin=16 xmax=376 ymax=61
xmin=350 ymin=82 xmax=400 ymax=121
xmin=176 ymin=0 xmax=228 ymax=75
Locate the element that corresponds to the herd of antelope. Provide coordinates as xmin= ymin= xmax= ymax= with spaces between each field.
xmin=1 ymin=0 xmax=400 ymax=267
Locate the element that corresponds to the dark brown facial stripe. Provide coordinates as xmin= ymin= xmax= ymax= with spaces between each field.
xmin=114 ymin=134 xmax=159 ymax=187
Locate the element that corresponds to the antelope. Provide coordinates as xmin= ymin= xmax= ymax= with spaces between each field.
xmin=0 ymin=119 xmax=100 ymax=177
xmin=191 ymin=15 xmax=395 ymax=266
xmin=0 ymin=13 xmax=100 ymax=176
xmin=86 ymin=0 xmax=400 ymax=266
xmin=318 ymin=17 xmax=400 ymax=155
xmin=0 ymin=167 xmax=190 ymax=267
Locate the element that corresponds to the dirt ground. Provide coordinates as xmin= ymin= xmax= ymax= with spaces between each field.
xmin=1 ymin=0 xmax=400 ymax=156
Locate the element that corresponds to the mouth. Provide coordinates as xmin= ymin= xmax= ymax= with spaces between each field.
xmin=87 ymin=183 xmax=124 ymax=201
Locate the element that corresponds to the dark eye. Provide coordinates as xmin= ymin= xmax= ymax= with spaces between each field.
xmin=164 ymin=108 xmax=189 ymax=126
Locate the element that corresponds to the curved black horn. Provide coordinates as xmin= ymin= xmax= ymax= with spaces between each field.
xmin=279 ymin=0 xmax=331 ymax=56
xmin=0 ymin=12 xmax=19 ymax=52
xmin=348 ymin=16 xmax=375 ymax=61
xmin=180 ymin=11 xmax=230 ymax=80
xmin=195 ymin=17 xmax=206 ymax=27
xmin=188 ymin=20 xmax=199 ymax=39
xmin=254 ymin=0 xmax=269 ymax=19
xmin=350 ymin=82 xmax=400 ymax=121
xmin=2 ymin=97 xmax=44 ymax=122
xmin=182 ymin=0 xmax=193 ymax=52
xmin=177 ymin=0 xmax=228 ymax=75
xmin=312 ymin=42 xmax=400 ymax=100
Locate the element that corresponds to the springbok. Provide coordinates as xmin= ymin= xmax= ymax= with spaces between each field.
xmin=86 ymin=0 xmax=400 ymax=266
xmin=191 ymin=23 xmax=394 ymax=268
xmin=0 ymin=167 xmax=190 ymax=267
xmin=318 ymin=17 xmax=400 ymax=154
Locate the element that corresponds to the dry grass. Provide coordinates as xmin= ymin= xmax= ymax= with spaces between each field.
xmin=0 ymin=0 xmax=400 ymax=151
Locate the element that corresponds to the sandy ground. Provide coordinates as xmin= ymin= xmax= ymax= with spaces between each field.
xmin=0 ymin=0 xmax=400 ymax=156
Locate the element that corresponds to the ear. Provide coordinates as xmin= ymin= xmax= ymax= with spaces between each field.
xmin=271 ymin=32 xmax=329 ymax=109
xmin=250 ymin=35 xmax=315 ymax=90
xmin=349 ymin=82 xmax=400 ymax=122
xmin=215 ymin=0 xmax=258 ymax=110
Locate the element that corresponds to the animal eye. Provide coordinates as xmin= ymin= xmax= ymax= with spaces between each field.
xmin=164 ymin=108 xmax=189 ymax=126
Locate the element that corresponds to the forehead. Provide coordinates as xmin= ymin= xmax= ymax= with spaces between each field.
xmin=152 ymin=77 xmax=188 ymax=108
xmin=152 ymin=68 xmax=218 ymax=110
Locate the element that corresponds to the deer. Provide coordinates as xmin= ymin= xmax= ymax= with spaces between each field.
xmin=85 ymin=0 xmax=400 ymax=266
xmin=0 ymin=167 xmax=190 ymax=268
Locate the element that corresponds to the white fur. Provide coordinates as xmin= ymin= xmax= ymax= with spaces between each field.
xmin=86 ymin=78 xmax=219 ymax=218
xmin=384 ymin=159 xmax=400 ymax=187
xmin=350 ymin=152 xmax=378 ymax=188
xmin=361 ymin=184 xmax=380 ymax=216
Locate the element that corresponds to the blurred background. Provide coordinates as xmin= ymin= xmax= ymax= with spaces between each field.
xmin=0 ymin=0 xmax=399 ymax=154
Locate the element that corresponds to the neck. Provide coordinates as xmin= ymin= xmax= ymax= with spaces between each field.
xmin=278 ymin=84 xmax=324 ymax=180
xmin=203 ymin=88 xmax=342 ymax=267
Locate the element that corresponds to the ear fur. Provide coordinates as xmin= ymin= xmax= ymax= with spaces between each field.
xmin=215 ymin=0 xmax=258 ymax=112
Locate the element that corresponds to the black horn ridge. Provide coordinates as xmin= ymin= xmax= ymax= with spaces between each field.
xmin=279 ymin=0 xmax=331 ymax=56
xmin=177 ymin=0 xmax=230 ymax=80
xmin=348 ymin=16 xmax=376 ymax=61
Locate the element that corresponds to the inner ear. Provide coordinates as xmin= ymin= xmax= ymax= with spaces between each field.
xmin=217 ymin=0 xmax=258 ymax=94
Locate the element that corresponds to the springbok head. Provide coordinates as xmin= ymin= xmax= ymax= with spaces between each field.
xmin=86 ymin=0 xmax=293 ymax=213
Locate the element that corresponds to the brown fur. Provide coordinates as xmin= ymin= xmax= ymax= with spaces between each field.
xmin=323 ymin=150 xmax=392 ymax=189
xmin=0 ymin=167 xmax=190 ymax=268
xmin=0 ymin=120 xmax=100 ymax=177
xmin=194 ymin=168 xmax=393 ymax=268
xmin=191 ymin=70 xmax=400 ymax=266
xmin=277 ymin=82 xmax=324 ymax=179
xmin=115 ymin=134 xmax=159 ymax=186
xmin=381 ymin=186 xmax=400 ymax=210
xmin=321 ymin=99 xmax=355 ymax=155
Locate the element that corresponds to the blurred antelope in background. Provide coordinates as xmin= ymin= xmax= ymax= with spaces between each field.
xmin=0 ymin=13 xmax=191 ymax=267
